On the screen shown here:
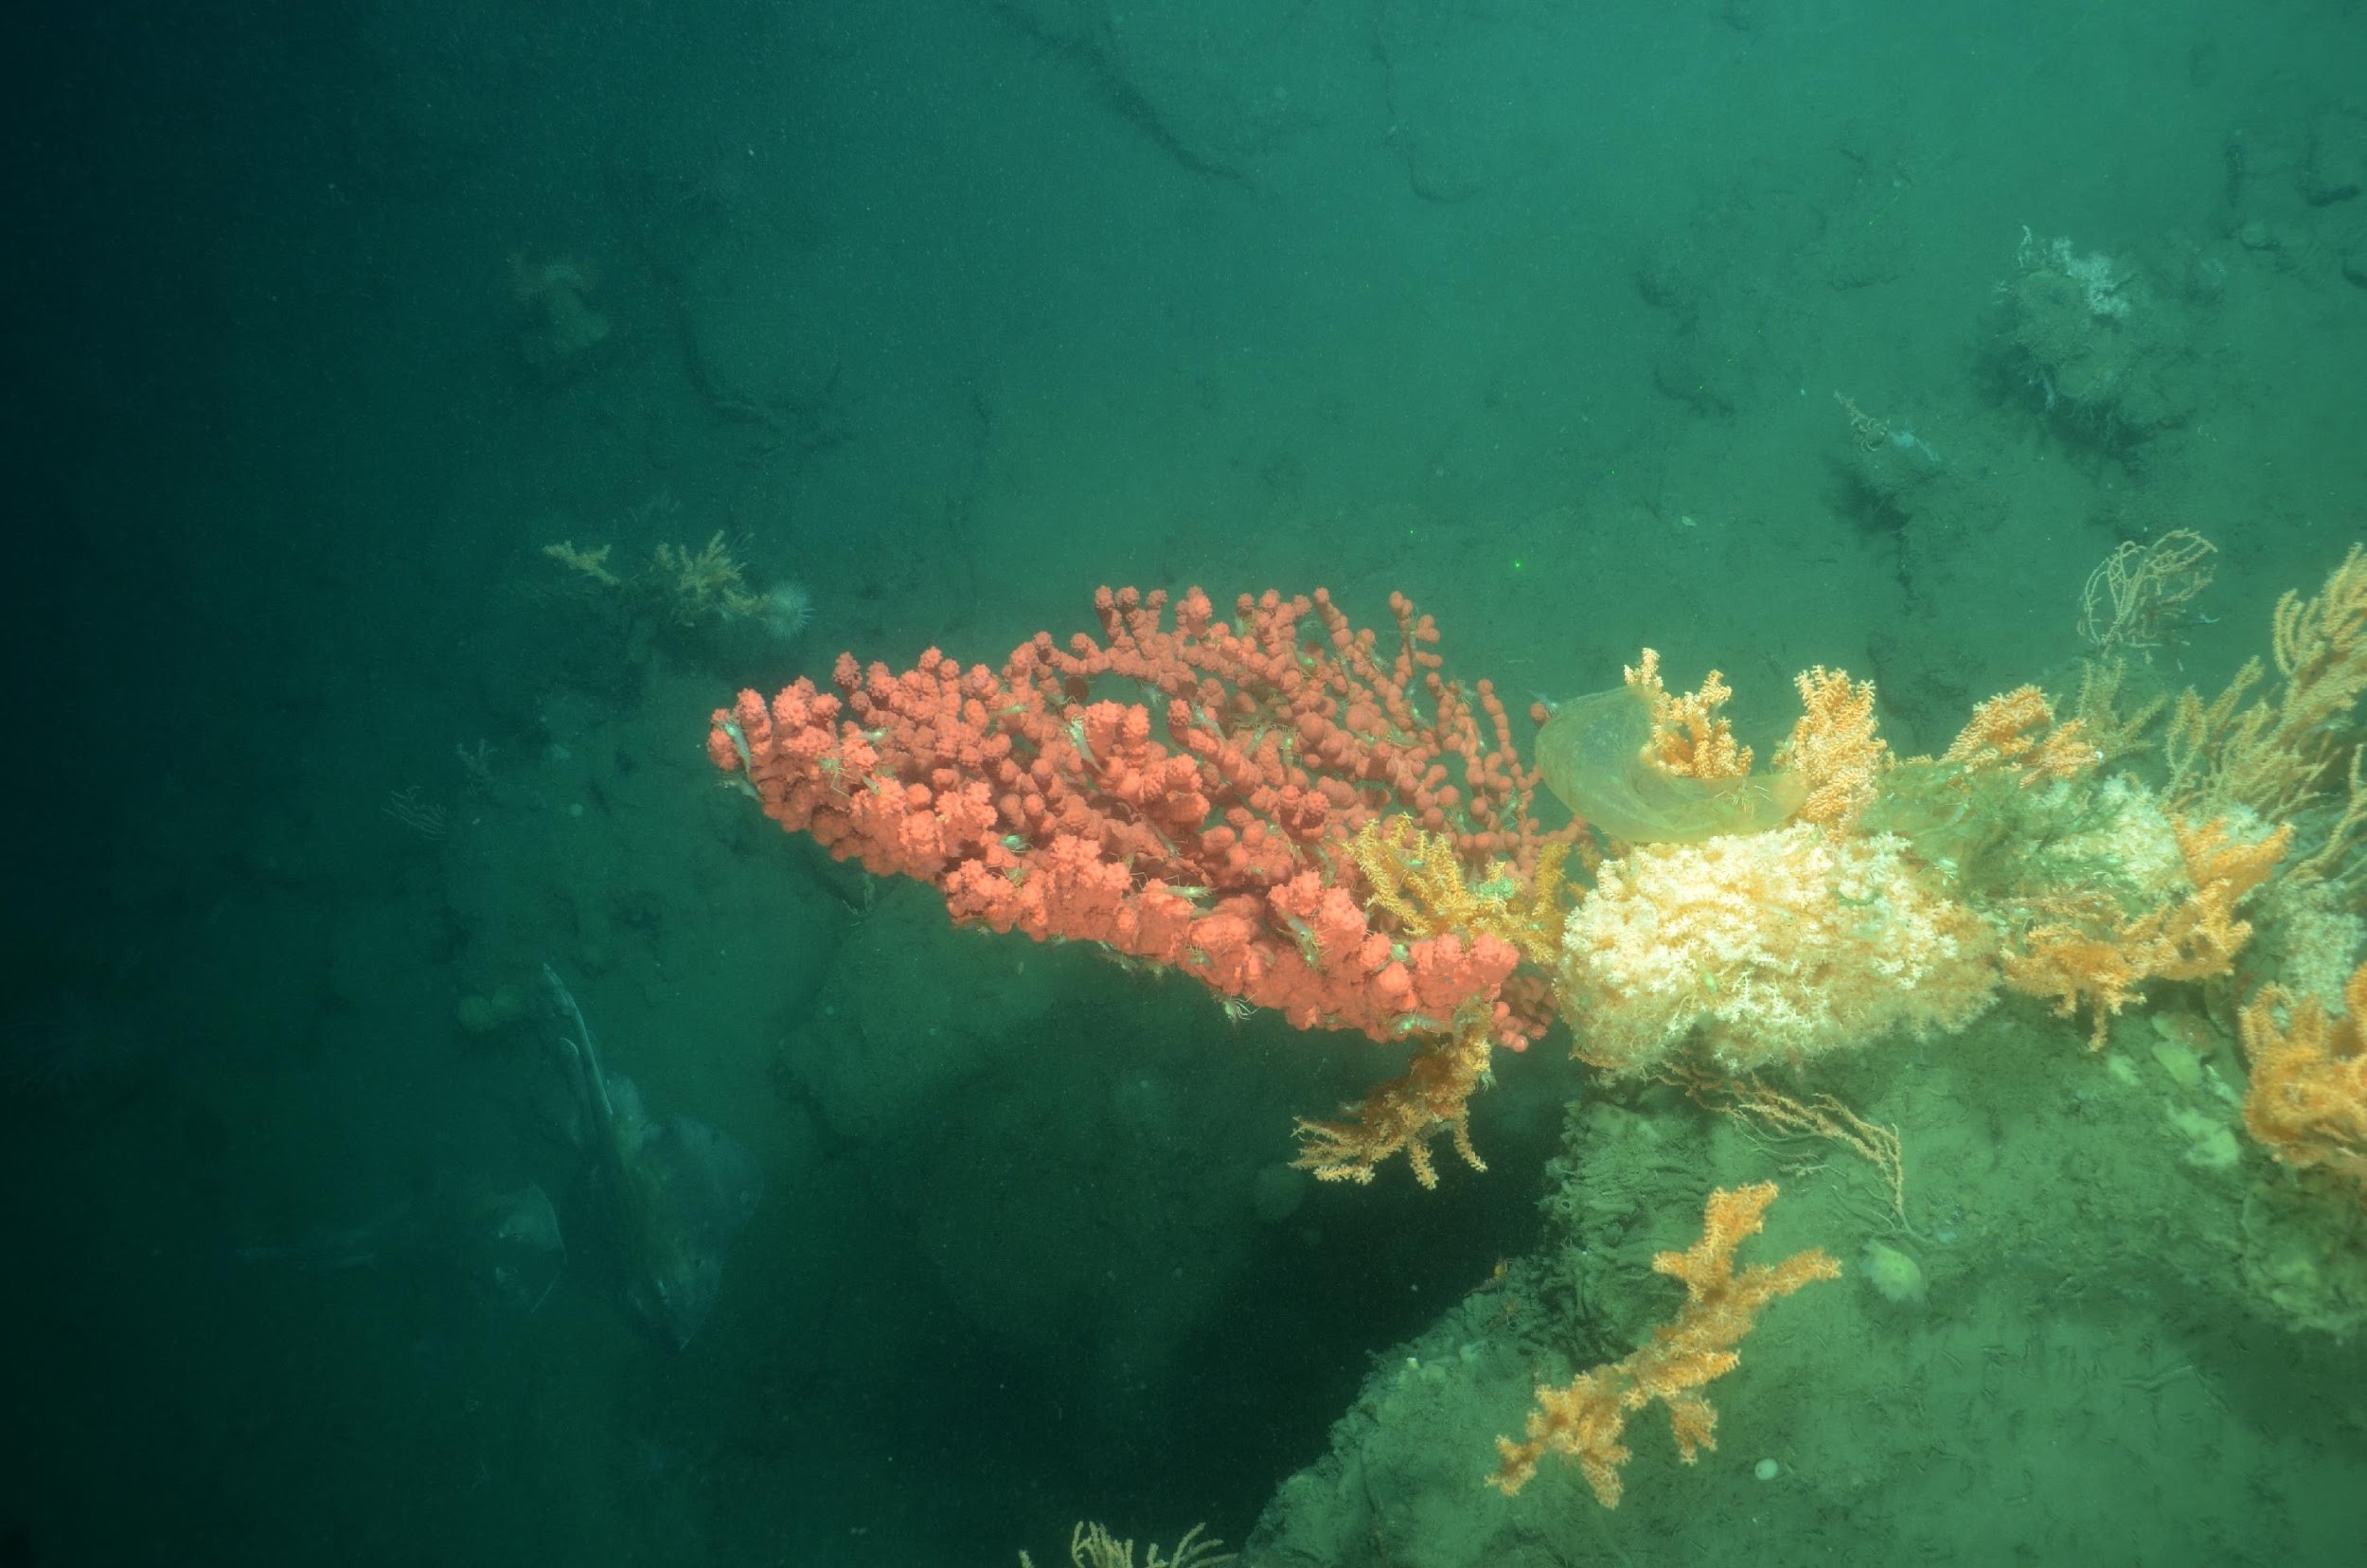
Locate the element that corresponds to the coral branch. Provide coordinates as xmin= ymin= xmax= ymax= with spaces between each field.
xmin=2239 ymin=963 xmax=2367 ymax=1191
xmin=1291 ymin=1012 xmax=1496 ymax=1188
xmin=710 ymin=588 xmax=1563 ymax=1054
xmin=1777 ymin=667 xmax=1889 ymax=829
xmin=1665 ymin=1068 xmax=1906 ymax=1220
xmin=1941 ymin=686 xmax=2100 ymax=784
xmin=1020 ymin=1521 xmax=1233 ymax=1568
xmin=1490 ymin=1183 xmax=1838 ymax=1506
xmin=2168 ymin=543 xmax=2367 ymax=823
xmin=2078 ymin=528 xmax=2218 ymax=660
xmin=1626 ymin=649 xmax=1753 ymax=779
xmin=2003 ymin=815 xmax=2291 ymax=1046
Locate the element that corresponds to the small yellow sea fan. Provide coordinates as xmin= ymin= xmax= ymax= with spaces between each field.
xmin=1557 ymin=822 xmax=1998 ymax=1074
xmin=1778 ymin=666 xmax=1887 ymax=829
xmin=1625 ymin=648 xmax=1753 ymax=780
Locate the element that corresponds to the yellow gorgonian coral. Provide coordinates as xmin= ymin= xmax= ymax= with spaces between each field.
xmin=2239 ymin=962 xmax=2367 ymax=1190
xmin=1345 ymin=815 xmax=1572 ymax=966
xmin=1940 ymin=686 xmax=2100 ymax=784
xmin=1777 ymin=667 xmax=1888 ymax=829
xmin=1489 ymin=1183 xmax=1838 ymax=1506
xmin=2002 ymin=814 xmax=2291 ymax=1047
xmin=1557 ymin=822 xmax=1998 ymax=1075
xmin=1625 ymin=648 xmax=1753 ymax=780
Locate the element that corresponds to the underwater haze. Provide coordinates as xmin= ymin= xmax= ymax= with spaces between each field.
xmin=7 ymin=0 xmax=2367 ymax=1563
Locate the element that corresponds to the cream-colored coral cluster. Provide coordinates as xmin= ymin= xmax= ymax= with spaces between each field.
xmin=2039 ymin=775 xmax=2185 ymax=890
xmin=1557 ymin=822 xmax=1998 ymax=1075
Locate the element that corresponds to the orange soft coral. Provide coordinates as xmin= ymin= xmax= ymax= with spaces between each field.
xmin=1490 ymin=1183 xmax=1838 ymax=1506
xmin=2239 ymin=963 xmax=2367 ymax=1189
xmin=2004 ymin=815 xmax=2291 ymax=1046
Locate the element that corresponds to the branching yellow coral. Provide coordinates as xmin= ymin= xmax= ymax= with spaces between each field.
xmin=1626 ymin=649 xmax=1752 ymax=779
xmin=1290 ymin=820 xmax=1575 ymax=1187
xmin=1291 ymin=1011 xmax=1495 ymax=1188
xmin=1490 ymin=1183 xmax=1838 ymax=1506
xmin=2168 ymin=543 xmax=2367 ymax=824
xmin=2238 ymin=963 xmax=2367 ymax=1190
xmin=1777 ymin=667 xmax=1889 ymax=829
xmin=1346 ymin=815 xmax=1573 ymax=966
xmin=1557 ymin=821 xmax=1997 ymax=1075
xmin=1941 ymin=686 xmax=2100 ymax=785
xmin=2003 ymin=815 xmax=2292 ymax=1047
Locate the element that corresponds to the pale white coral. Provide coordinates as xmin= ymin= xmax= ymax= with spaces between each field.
xmin=2042 ymin=775 xmax=2183 ymax=890
xmin=2015 ymin=227 xmax=2132 ymax=320
xmin=2264 ymin=879 xmax=2367 ymax=1008
xmin=2045 ymin=234 xmax=2129 ymax=320
xmin=1557 ymin=823 xmax=1998 ymax=1074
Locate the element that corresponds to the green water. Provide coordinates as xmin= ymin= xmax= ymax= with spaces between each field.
xmin=8 ymin=0 xmax=2367 ymax=1564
